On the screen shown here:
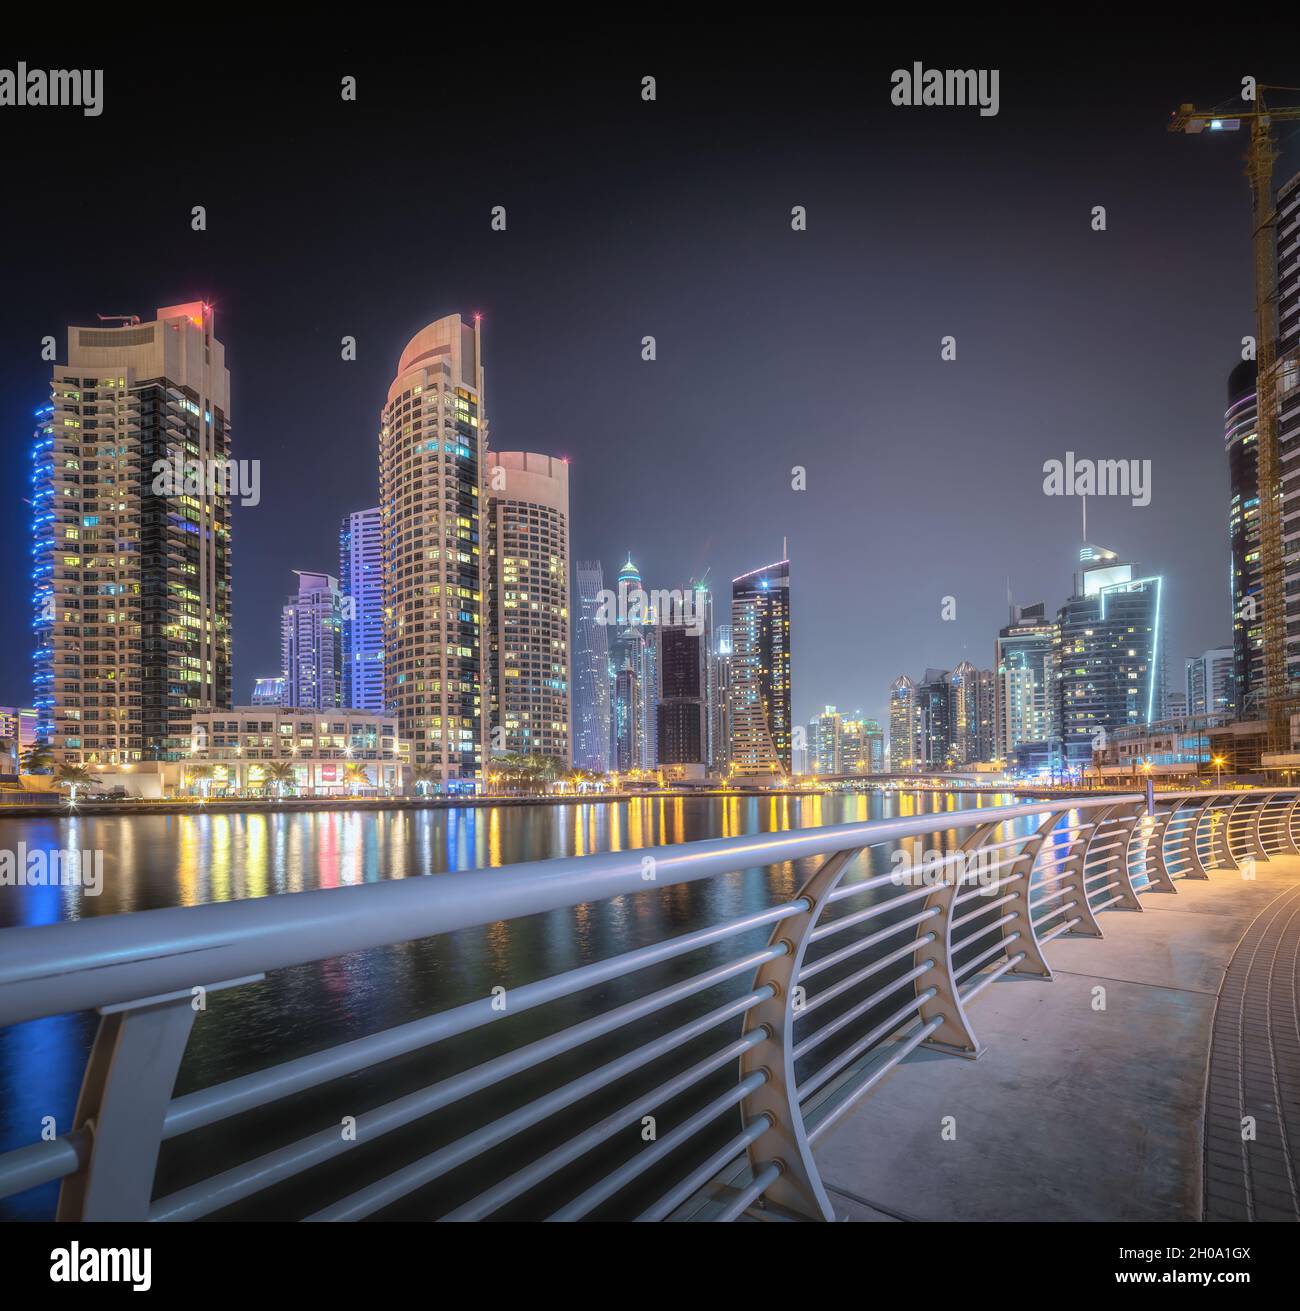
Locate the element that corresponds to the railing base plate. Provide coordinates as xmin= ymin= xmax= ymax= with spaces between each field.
xmin=921 ymin=1038 xmax=986 ymax=1060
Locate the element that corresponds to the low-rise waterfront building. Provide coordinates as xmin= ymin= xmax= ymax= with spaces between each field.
xmin=187 ymin=706 xmax=406 ymax=795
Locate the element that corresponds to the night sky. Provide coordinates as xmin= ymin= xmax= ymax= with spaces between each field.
xmin=2 ymin=26 xmax=1295 ymax=731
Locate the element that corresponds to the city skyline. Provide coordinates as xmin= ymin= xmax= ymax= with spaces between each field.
xmin=7 ymin=27 xmax=1300 ymax=1247
xmin=3 ymin=38 xmax=1293 ymax=737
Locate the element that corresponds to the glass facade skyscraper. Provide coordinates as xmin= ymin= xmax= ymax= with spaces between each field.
xmin=1225 ymin=359 xmax=1262 ymax=712
xmin=1054 ymin=546 xmax=1163 ymax=768
xmin=572 ymin=560 xmax=612 ymax=772
xmin=995 ymin=602 xmax=1055 ymax=765
xmin=281 ymin=571 xmax=344 ymax=710
xmin=340 ymin=506 xmax=384 ymax=713
xmin=728 ymin=558 xmax=791 ymax=776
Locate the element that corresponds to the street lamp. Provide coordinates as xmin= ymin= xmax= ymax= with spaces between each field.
xmin=1213 ymin=755 xmax=1226 ymax=789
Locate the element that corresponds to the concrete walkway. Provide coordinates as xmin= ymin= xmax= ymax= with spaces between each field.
xmin=812 ymin=855 xmax=1300 ymax=1222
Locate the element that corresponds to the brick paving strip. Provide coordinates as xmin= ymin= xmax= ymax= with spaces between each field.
xmin=1203 ymin=882 xmax=1300 ymax=1221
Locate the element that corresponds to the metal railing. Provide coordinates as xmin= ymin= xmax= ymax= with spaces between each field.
xmin=0 ymin=787 xmax=1295 ymax=1222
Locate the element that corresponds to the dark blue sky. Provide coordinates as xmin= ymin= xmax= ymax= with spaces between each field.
xmin=1 ymin=25 xmax=1295 ymax=728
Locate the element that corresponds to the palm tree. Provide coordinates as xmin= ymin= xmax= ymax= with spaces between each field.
xmin=343 ymin=762 xmax=370 ymax=796
xmin=186 ymin=763 xmax=214 ymax=798
xmin=22 ymin=741 xmax=54 ymax=775
xmin=529 ymin=754 xmax=562 ymax=792
xmin=413 ymin=764 xmax=438 ymax=798
xmin=54 ymin=762 xmax=98 ymax=803
xmin=264 ymin=760 xmax=295 ymax=799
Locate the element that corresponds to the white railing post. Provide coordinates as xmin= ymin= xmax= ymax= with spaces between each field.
xmin=1186 ymin=796 xmax=1214 ymax=878
xmin=1051 ymin=806 xmax=1110 ymax=937
xmin=1283 ymin=793 xmax=1300 ymax=854
xmin=737 ymin=847 xmax=862 ymax=1222
xmin=1143 ymin=804 xmax=1178 ymax=893
xmin=57 ymin=992 xmax=198 ymax=1221
xmin=1103 ymin=800 xmax=1146 ymax=911
xmin=1248 ymin=792 xmax=1274 ymax=859
xmin=1212 ymin=794 xmax=1248 ymax=870
xmin=993 ymin=811 xmax=1063 ymax=978
xmin=913 ymin=822 xmax=995 ymax=1059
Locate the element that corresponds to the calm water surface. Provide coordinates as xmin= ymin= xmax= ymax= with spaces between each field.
xmin=0 ymin=791 xmax=1033 ymax=1219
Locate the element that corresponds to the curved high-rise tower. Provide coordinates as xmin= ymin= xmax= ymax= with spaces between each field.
xmin=379 ymin=314 xmax=487 ymax=788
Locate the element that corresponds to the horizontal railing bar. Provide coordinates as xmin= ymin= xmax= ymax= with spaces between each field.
xmin=163 ymin=900 xmax=803 ymax=1139
xmin=1039 ymin=917 xmax=1083 ymax=944
xmin=1083 ymin=869 xmax=1120 ymax=885
xmin=1092 ymin=893 xmax=1125 ymax=912
xmin=714 ymin=1161 xmax=782 ymax=1222
xmin=1083 ymin=842 xmax=1123 ymax=859
xmin=951 ymin=891 xmax=1020 ymax=929
xmin=797 ymin=990 xmax=938 ymax=1101
xmin=798 ymin=933 xmax=938 ymax=1017
xmin=805 ymin=1015 xmax=944 ymax=1144
xmin=636 ymin=1118 xmax=771 ymax=1223
xmin=1028 ymin=868 xmax=1076 ymax=891
xmin=442 ymin=1031 xmax=767 ymax=1221
xmin=1032 ymin=898 xmax=1079 ymax=925
xmin=825 ymin=867 xmax=920 ymax=905
xmin=951 ymin=912 xmax=1019 ymax=952
xmin=953 ymin=931 xmax=1021 ymax=982
xmin=959 ymin=952 xmax=1028 ymax=1002
xmin=792 ymin=962 xmax=935 ymax=1061
xmin=152 ymin=951 xmax=782 ymax=1221
xmin=550 ymin=1071 xmax=768 ymax=1221
xmin=810 ymin=881 xmax=937 ymax=942
xmin=953 ymin=871 xmax=1025 ymax=902
xmin=800 ymin=906 xmax=941 ymax=980
xmin=0 ymin=1131 xmax=88 ymax=1201
xmin=305 ymin=989 xmax=773 ymax=1222
xmin=3 ymin=799 xmax=1146 ymax=1030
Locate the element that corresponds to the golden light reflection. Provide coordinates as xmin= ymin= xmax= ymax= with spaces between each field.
xmin=245 ymin=814 xmax=269 ymax=898
xmin=489 ymin=807 xmax=503 ymax=866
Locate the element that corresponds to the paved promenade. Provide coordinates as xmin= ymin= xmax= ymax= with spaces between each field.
xmin=812 ymin=854 xmax=1300 ymax=1222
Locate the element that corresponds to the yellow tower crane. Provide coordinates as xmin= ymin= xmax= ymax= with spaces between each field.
xmin=1171 ymin=87 xmax=1300 ymax=750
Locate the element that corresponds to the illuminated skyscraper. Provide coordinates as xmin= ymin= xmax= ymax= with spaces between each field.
xmin=976 ymin=668 xmax=997 ymax=762
xmin=340 ymin=506 xmax=384 ymax=713
xmin=713 ymin=623 xmax=732 ymax=773
xmin=657 ymin=617 xmax=708 ymax=769
xmin=251 ymin=676 xmax=285 ymax=706
xmin=486 ymin=451 xmax=570 ymax=763
xmin=729 ymin=558 xmax=791 ymax=776
xmin=1054 ymin=545 xmax=1163 ymax=769
xmin=573 ymin=560 xmax=612 ymax=772
xmin=1274 ymin=171 xmax=1300 ymax=689
xmin=379 ymin=314 xmax=486 ymax=789
xmin=888 ymin=675 xmax=918 ymax=771
xmin=281 ymin=570 xmax=344 ymax=710
xmin=808 ymin=706 xmax=843 ymax=773
xmin=613 ymin=664 xmax=640 ymax=771
xmin=32 ymin=302 xmax=232 ymax=763
xmin=1187 ymin=647 xmax=1234 ymax=716
xmin=949 ymin=661 xmax=979 ymax=764
xmin=916 ymin=670 xmax=954 ymax=768
xmin=1225 ymin=360 xmax=1262 ymax=712
xmin=995 ymin=602 xmax=1055 ymax=764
